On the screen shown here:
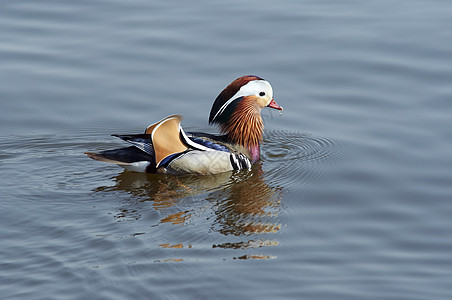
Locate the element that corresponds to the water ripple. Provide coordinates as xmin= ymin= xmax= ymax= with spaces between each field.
xmin=261 ymin=130 xmax=348 ymax=188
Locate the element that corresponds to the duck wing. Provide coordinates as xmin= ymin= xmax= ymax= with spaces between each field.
xmin=86 ymin=115 xmax=189 ymax=171
xmin=124 ymin=115 xmax=189 ymax=168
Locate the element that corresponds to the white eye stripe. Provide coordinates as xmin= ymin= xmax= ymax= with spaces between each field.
xmin=212 ymin=80 xmax=273 ymax=122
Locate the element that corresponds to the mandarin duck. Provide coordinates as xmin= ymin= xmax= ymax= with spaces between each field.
xmin=85 ymin=75 xmax=283 ymax=175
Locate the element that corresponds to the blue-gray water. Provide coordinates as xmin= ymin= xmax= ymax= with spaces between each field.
xmin=1 ymin=1 xmax=452 ymax=299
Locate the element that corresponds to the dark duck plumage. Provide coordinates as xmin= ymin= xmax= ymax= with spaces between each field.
xmin=85 ymin=75 xmax=283 ymax=175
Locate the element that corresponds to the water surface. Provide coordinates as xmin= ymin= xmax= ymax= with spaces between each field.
xmin=1 ymin=1 xmax=452 ymax=299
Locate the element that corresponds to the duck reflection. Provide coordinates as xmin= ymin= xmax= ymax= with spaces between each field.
xmin=208 ymin=164 xmax=283 ymax=237
xmin=94 ymin=163 xmax=283 ymax=251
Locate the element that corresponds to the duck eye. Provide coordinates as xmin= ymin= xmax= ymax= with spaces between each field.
xmin=259 ymin=91 xmax=266 ymax=97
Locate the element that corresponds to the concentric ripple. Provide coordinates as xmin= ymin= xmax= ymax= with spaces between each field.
xmin=261 ymin=130 xmax=348 ymax=187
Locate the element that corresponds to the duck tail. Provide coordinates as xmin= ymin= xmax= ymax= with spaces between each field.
xmin=85 ymin=146 xmax=154 ymax=165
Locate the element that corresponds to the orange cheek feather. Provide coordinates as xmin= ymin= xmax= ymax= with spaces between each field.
xmin=222 ymin=96 xmax=264 ymax=148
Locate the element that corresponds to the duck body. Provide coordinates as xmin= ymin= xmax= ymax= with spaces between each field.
xmin=86 ymin=75 xmax=282 ymax=175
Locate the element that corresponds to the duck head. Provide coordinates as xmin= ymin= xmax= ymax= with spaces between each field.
xmin=209 ymin=75 xmax=283 ymax=162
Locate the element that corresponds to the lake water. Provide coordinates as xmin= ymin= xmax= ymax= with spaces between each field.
xmin=1 ymin=0 xmax=452 ymax=299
